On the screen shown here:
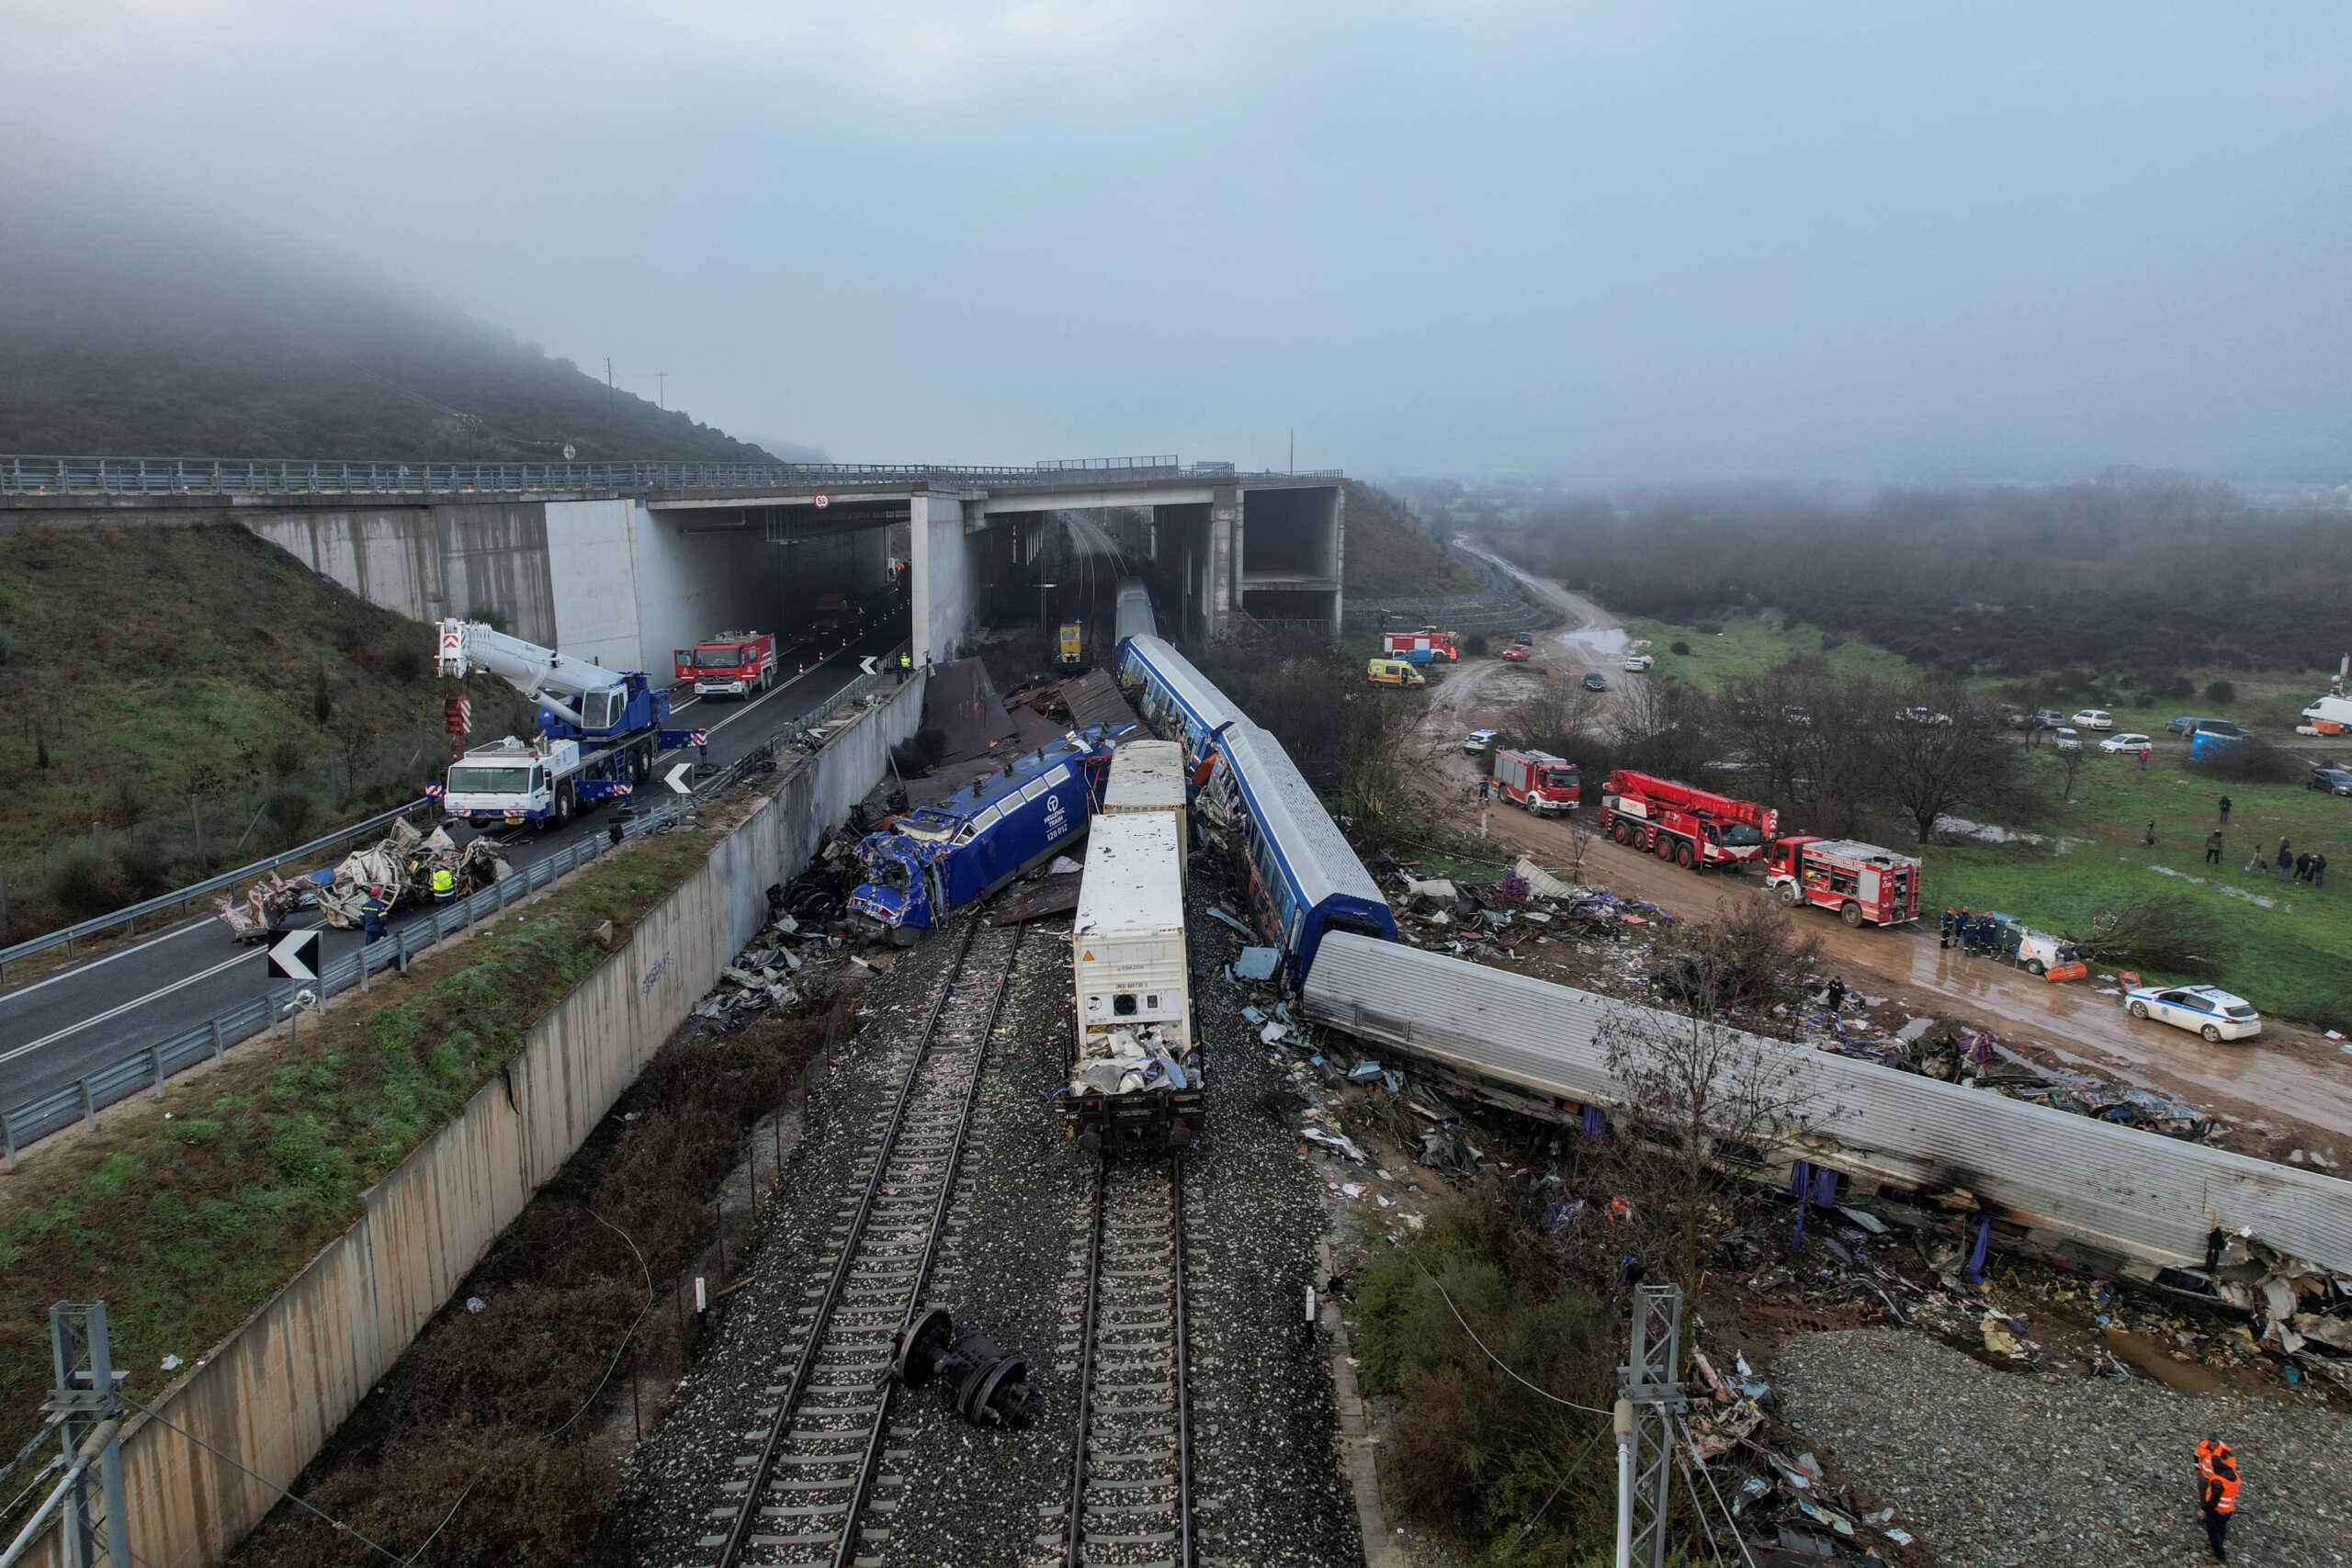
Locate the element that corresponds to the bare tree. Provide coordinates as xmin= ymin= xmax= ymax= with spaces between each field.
xmin=1872 ymin=690 xmax=2017 ymax=842
xmin=1599 ymin=987 xmax=1818 ymax=1294
xmin=1506 ymin=674 xmax=1603 ymax=759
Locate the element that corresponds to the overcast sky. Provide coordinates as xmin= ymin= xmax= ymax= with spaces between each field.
xmin=8 ymin=1 xmax=2349 ymax=483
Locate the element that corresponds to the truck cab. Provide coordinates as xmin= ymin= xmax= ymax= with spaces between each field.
xmin=673 ymin=630 xmax=777 ymax=697
xmin=444 ymin=737 xmax=584 ymax=830
xmin=1493 ymin=749 xmax=1580 ymax=814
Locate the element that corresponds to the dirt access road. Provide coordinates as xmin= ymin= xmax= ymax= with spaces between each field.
xmin=1412 ymin=542 xmax=2352 ymax=1157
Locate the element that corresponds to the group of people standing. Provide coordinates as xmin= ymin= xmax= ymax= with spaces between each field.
xmin=1939 ymin=904 xmax=2003 ymax=955
xmin=2206 ymin=798 xmax=2328 ymax=887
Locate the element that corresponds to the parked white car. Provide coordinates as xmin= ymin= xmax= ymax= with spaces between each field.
xmin=2098 ymin=732 xmax=2154 ymax=754
xmin=1463 ymin=728 xmax=1500 ymax=752
xmin=2052 ymin=727 xmax=2082 ymax=750
xmin=2071 ymin=709 xmax=2115 ymax=730
xmin=1623 ymin=654 xmax=1654 ymax=671
xmin=2125 ymin=983 xmax=2261 ymax=1043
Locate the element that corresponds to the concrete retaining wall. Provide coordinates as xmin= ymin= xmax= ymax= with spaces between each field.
xmin=243 ymin=502 xmax=562 ymax=648
xmin=27 ymin=676 xmax=929 ymax=1568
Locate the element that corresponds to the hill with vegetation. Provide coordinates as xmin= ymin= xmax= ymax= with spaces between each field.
xmin=0 ymin=136 xmax=798 ymax=463
xmin=0 ymin=525 xmax=526 ymax=944
xmin=1341 ymin=481 xmax=1479 ymax=598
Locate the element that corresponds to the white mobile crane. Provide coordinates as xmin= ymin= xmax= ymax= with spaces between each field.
xmin=435 ymin=619 xmax=689 ymax=829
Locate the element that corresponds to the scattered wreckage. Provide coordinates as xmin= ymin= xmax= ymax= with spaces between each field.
xmin=213 ymin=817 xmax=511 ymax=942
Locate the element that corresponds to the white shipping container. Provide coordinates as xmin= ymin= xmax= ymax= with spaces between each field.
xmin=1102 ymin=739 xmax=1188 ymax=871
xmin=1070 ymin=812 xmax=1192 ymax=1085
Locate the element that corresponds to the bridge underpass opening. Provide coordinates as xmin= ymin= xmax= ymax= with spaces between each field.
xmin=627 ymin=498 xmax=907 ymax=676
xmin=1237 ymin=484 xmax=1342 ymax=637
xmin=976 ymin=507 xmax=1159 ymax=665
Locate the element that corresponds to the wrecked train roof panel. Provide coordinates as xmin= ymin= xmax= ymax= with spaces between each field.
xmin=1104 ymin=739 xmax=1187 ymax=812
xmin=1301 ymin=933 xmax=2352 ymax=1276
xmin=1076 ymin=812 xmax=1185 ymax=937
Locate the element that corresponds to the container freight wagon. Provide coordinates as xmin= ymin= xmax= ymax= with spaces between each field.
xmin=673 ymin=630 xmax=777 ymax=697
xmin=1764 ymin=836 xmax=1922 ymax=928
xmin=847 ymin=731 xmax=1116 ymax=931
xmin=1599 ymin=770 xmax=1775 ymax=870
xmin=1102 ymin=739 xmax=1190 ymax=874
xmin=1059 ymin=811 xmax=1203 ymax=1150
xmin=1492 ymin=750 xmax=1579 ymax=815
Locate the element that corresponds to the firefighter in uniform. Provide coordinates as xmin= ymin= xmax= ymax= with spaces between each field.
xmin=2196 ymin=1434 xmax=2240 ymax=1561
xmin=1939 ymin=906 xmax=1955 ymax=949
xmin=431 ymin=863 xmax=458 ymax=904
xmin=359 ymin=886 xmax=390 ymax=946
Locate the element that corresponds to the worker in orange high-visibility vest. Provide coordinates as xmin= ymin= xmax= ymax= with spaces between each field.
xmin=2195 ymin=1434 xmax=2240 ymax=1562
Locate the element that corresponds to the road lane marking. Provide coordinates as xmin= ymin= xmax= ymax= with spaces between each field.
xmin=0 ymin=948 xmax=266 ymax=1064
xmin=0 ymin=916 xmax=219 ymax=1008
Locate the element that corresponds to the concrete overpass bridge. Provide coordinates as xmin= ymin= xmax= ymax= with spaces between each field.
xmin=0 ymin=453 xmax=1346 ymax=667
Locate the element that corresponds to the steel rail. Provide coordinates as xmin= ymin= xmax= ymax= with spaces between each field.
xmin=825 ymin=926 xmax=1023 ymax=1568
xmin=710 ymin=918 xmax=1012 ymax=1568
xmin=1063 ymin=1156 xmax=1193 ymax=1568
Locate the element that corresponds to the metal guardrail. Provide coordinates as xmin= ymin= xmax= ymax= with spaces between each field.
xmin=0 ymin=660 xmax=916 ymax=1168
xmin=0 ymin=455 xmax=1342 ymax=500
xmin=0 ymin=799 xmax=430 ymax=983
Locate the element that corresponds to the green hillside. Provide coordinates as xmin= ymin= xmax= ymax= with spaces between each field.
xmin=1342 ymin=481 xmax=1479 ymax=597
xmin=0 ymin=525 xmax=524 ymax=943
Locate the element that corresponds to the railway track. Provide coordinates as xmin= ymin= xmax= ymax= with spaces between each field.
xmin=1050 ymin=1156 xmax=1194 ymax=1568
xmin=708 ymin=919 xmax=1023 ymax=1568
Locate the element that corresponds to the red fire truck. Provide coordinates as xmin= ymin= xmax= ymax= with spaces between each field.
xmin=673 ymin=630 xmax=778 ymax=698
xmin=1381 ymin=627 xmax=1459 ymax=662
xmin=1492 ymin=750 xmax=1580 ymax=815
xmin=1764 ymin=837 xmax=1921 ymax=928
xmin=1599 ymin=770 xmax=1775 ymax=871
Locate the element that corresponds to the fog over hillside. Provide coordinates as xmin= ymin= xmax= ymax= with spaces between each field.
xmin=0 ymin=132 xmax=796 ymax=462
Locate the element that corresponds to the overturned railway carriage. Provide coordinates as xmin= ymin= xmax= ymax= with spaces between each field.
xmin=1116 ymin=634 xmax=1239 ymax=771
xmin=1302 ymin=934 xmax=2352 ymax=1277
xmin=847 ymin=731 xmax=1115 ymax=930
xmin=1061 ymin=809 xmax=1204 ymax=1150
xmin=1203 ymin=718 xmax=1396 ymax=980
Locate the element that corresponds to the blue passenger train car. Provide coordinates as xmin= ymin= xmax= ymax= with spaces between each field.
xmin=1205 ymin=717 xmax=1396 ymax=978
xmin=848 ymin=730 xmax=1118 ymax=930
xmin=1114 ymin=577 xmax=1158 ymax=646
xmin=1114 ymin=635 xmax=1240 ymax=771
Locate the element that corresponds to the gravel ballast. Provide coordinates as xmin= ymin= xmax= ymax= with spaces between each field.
xmin=1774 ymin=1329 xmax=2352 ymax=1568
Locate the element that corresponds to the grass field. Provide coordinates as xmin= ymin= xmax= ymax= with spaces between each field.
xmin=1622 ymin=610 xmax=1915 ymax=687
xmin=1926 ymin=748 xmax=2352 ymax=1025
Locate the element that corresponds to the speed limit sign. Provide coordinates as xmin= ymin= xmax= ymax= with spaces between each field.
xmin=812 ymin=493 xmax=831 ymax=510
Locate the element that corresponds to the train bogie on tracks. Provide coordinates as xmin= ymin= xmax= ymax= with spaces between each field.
xmin=1060 ymin=808 xmax=1203 ymax=1150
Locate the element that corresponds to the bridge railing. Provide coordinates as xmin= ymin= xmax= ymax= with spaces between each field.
xmin=0 ymin=455 xmax=1340 ymax=499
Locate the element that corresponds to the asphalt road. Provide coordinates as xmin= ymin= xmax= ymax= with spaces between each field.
xmin=0 ymin=626 xmax=905 ymax=1117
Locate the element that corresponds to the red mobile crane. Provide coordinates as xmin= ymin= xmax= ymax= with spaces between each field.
xmin=1599 ymin=770 xmax=1776 ymax=871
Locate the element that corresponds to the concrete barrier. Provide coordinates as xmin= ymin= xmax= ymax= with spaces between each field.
xmin=23 ymin=675 xmax=928 ymax=1568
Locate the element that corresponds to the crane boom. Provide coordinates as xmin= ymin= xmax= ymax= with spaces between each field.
xmin=436 ymin=618 xmax=626 ymax=729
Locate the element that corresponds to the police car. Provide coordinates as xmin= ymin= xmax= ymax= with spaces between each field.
xmin=2123 ymin=983 xmax=2262 ymax=1043
xmin=1463 ymin=728 xmax=1500 ymax=752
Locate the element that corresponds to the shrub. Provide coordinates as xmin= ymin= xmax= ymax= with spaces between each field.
xmin=2205 ymin=679 xmax=2237 ymax=705
xmin=2187 ymin=737 xmax=2297 ymax=784
xmin=105 ymin=776 xmax=145 ymax=830
xmin=1668 ymin=639 xmax=1692 ymax=657
xmin=265 ymin=787 xmax=317 ymax=847
xmin=1462 ymin=632 xmax=1489 ymax=658
xmin=269 ymin=737 xmax=307 ymax=778
xmin=311 ymin=665 xmax=332 ymax=726
xmin=49 ymin=850 xmax=119 ymax=920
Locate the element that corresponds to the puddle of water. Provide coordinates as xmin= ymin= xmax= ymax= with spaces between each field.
xmin=2099 ymin=1328 xmax=2229 ymax=1394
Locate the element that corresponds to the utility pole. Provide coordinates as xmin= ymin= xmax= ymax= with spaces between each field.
xmin=20 ymin=1303 xmax=130 ymax=1568
xmin=605 ymin=357 xmax=615 ymax=415
xmin=1289 ymin=429 xmax=1295 ymax=474
xmin=1617 ymin=1283 xmax=1684 ymax=1568
xmin=657 ymin=372 xmax=666 ymax=410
